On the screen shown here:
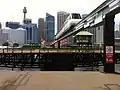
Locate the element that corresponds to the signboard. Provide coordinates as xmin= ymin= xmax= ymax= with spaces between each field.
xmin=106 ymin=46 xmax=113 ymax=53
xmin=105 ymin=46 xmax=113 ymax=63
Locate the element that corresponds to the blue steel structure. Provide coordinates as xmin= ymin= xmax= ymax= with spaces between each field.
xmin=44 ymin=13 xmax=55 ymax=42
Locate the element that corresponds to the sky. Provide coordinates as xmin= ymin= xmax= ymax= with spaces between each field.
xmin=0 ymin=0 xmax=120 ymax=32
xmin=0 ymin=0 xmax=106 ymax=23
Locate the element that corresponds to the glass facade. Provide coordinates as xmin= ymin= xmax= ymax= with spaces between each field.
xmin=33 ymin=24 xmax=38 ymax=43
xmin=44 ymin=13 xmax=55 ymax=42
xmin=22 ymin=23 xmax=39 ymax=44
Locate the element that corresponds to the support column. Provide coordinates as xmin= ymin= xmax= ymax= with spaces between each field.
xmin=58 ymin=41 xmax=60 ymax=49
xmin=103 ymin=14 xmax=115 ymax=73
xmin=52 ymin=44 xmax=55 ymax=48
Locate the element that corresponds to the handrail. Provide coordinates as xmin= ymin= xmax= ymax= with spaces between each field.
xmin=0 ymin=48 xmax=120 ymax=53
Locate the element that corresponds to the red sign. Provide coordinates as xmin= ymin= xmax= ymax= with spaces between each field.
xmin=106 ymin=53 xmax=113 ymax=63
xmin=105 ymin=46 xmax=113 ymax=63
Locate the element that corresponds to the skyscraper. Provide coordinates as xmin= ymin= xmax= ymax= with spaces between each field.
xmin=38 ymin=18 xmax=44 ymax=43
xmin=44 ymin=13 xmax=55 ymax=42
xmin=22 ymin=19 xmax=39 ymax=43
xmin=57 ymin=11 xmax=69 ymax=33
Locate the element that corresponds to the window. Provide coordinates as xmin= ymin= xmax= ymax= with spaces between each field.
xmin=26 ymin=27 xmax=29 ymax=40
xmin=72 ymin=14 xmax=81 ymax=19
xmin=47 ymin=22 xmax=54 ymax=30
xmin=30 ymin=27 xmax=32 ymax=40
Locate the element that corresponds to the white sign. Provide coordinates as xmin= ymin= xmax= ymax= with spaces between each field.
xmin=106 ymin=46 xmax=113 ymax=53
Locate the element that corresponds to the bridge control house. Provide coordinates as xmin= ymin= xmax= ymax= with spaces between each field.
xmin=74 ymin=31 xmax=93 ymax=46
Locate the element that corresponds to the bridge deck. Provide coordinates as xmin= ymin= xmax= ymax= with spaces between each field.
xmin=0 ymin=71 xmax=120 ymax=90
xmin=0 ymin=49 xmax=120 ymax=53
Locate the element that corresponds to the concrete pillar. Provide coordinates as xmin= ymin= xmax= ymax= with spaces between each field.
xmin=52 ymin=44 xmax=55 ymax=48
xmin=103 ymin=14 xmax=115 ymax=73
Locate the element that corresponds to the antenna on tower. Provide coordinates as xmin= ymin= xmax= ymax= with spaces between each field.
xmin=23 ymin=7 xmax=27 ymax=22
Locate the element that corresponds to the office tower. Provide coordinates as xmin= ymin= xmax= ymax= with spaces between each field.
xmin=0 ymin=27 xmax=26 ymax=46
xmin=57 ymin=11 xmax=69 ymax=33
xmin=38 ymin=18 xmax=44 ymax=43
xmin=23 ymin=19 xmax=32 ymax=24
xmin=44 ymin=13 xmax=55 ymax=42
xmin=22 ymin=19 xmax=39 ymax=44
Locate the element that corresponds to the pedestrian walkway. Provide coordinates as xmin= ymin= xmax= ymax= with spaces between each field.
xmin=0 ymin=71 xmax=120 ymax=90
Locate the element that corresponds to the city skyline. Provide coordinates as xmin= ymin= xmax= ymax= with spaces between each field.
xmin=0 ymin=0 xmax=120 ymax=35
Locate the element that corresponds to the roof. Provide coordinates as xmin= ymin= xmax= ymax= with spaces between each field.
xmin=76 ymin=31 xmax=93 ymax=36
xmin=4 ymin=27 xmax=11 ymax=29
xmin=4 ymin=27 xmax=26 ymax=31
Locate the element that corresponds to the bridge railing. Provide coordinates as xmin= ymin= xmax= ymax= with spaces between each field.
xmin=0 ymin=45 xmax=120 ymax=53
xmin=0 ymin=47 xmax=103 ymax=53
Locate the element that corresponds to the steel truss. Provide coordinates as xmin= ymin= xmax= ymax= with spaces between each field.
xmin=0 ymin=52 xmax=119 ymax=71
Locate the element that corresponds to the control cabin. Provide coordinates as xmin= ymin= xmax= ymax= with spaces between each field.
xmin=74 ymin=31 xmax=93 ymax=46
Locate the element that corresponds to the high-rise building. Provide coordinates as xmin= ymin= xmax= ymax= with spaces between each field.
xmin=6 ymin=22 xmax=20 ymax=29
xmin=0 ymin=27 xmax=26 ymax=46
xmin=23 ymin=19 xmax=32 ymax=24
xmin=38 ymin=18 xmax=44 ymax=43
xmin=57 ymin=11 xmax=69 ymax=33
xmin=22 ymin=19 xmax=39 ymax=44
xmin=44 ymin=13 xmax=55 ymax=42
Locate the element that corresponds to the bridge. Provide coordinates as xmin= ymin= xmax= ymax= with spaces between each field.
xmin=0 ymin=48 xmax=119 ymax=72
